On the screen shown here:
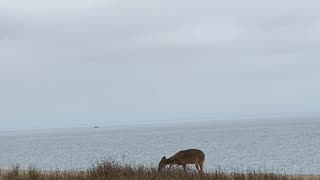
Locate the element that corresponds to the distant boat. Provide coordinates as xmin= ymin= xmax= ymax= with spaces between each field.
xmin=93 ymin=126 xmax=100 ymax=129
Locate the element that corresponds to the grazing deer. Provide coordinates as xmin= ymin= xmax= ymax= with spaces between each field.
xmin=158 ymin=149 xmax=205 ymax=173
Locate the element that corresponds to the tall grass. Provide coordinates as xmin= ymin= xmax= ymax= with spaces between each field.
xmin=0 ymin=160 xmax=317 ymax=180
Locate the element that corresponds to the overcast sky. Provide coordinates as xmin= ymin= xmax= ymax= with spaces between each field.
xmin=1 ymin=0 xmax=320 ymax=130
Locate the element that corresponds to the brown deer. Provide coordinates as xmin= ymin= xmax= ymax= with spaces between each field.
xmin=158 ymin=149 xmax=205 ymax=173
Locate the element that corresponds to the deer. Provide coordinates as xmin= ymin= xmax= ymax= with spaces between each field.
xmin=158 ymin=149 xmax=205 ymax=173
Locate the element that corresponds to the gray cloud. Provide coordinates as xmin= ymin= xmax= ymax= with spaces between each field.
xmin=1 ymin=0 xmax=320 ymax=130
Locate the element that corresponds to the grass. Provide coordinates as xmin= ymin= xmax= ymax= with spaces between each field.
xmin=0 ymin=160 xmax=318 ymax=180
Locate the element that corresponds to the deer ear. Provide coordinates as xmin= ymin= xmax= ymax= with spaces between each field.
xmin=162 ymin=156 xmax=166 ymax=160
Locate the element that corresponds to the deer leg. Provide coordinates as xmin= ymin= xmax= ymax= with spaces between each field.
xmin=167 ymin=164 xmax=173 ymax=172
xmin=199 ymin=163 xmax=204 ymax=173
xmin=182 ymin=164 xmax=187 ymax=172
xmin=195 ymin=164 xmax=200 ymax=172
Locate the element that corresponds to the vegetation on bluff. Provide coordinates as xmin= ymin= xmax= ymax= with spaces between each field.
xmin=0 ymin=160 xmax=317 ymax=180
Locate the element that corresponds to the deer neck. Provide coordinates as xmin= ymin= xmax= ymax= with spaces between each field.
xmin=165 ymin=156 xmax=176 ymax=164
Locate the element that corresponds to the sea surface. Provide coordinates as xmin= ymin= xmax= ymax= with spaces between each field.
xmin=0 ymin=119 xmax=320 ymax=174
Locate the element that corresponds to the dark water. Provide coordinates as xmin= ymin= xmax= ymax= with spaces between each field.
xmin=0 ymin=119 xmax=319 ymax=174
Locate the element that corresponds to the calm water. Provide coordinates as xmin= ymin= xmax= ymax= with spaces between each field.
xmin=0 ymin=119 xmax=320 ymax=174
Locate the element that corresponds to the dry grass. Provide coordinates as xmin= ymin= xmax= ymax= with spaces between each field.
xmin=0 ymin=160 xmax=319 ymax=180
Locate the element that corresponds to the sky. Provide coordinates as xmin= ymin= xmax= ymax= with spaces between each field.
xmin=1 ymin=0 xmax=320 ymax=130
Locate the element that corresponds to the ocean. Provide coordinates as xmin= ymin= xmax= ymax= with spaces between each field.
xmin=0 ymin=119 xmax=319 ymax=174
